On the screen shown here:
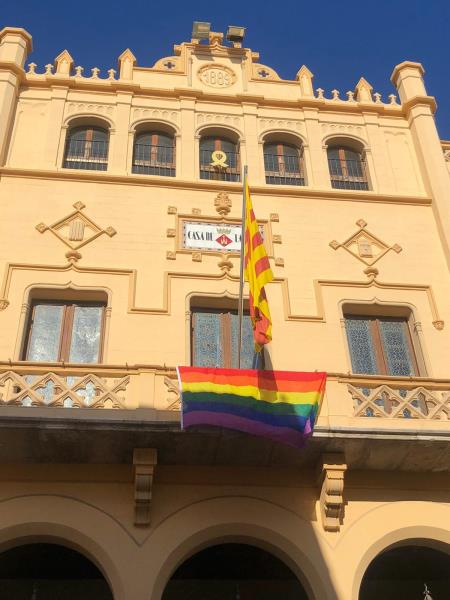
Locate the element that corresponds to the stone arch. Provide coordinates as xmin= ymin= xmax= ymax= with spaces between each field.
xmin=358 ymin=532 xmax=450 ymax=599
xmin=130 ymin=118 xmax=180 ymax=137
xmin=0 ymin=495 xmax=130 ymax=599
xmin=146 ymin=496 xmax=335 ymax=600
xmin=196 ymin=123 xmax=243 ymax=144
xmin=259 ymin=129 xmax=307 ymax=147
xmin=329 ymin=501 xmax=450 ymax=600
xmin=323 ymin=133 xmax=368 ymax=152
xmin=63 ymin=114 xmax=114 ymax=131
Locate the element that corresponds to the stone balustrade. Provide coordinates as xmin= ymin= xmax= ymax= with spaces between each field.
xmin=1 ymin=363 xmax=449 ymax=437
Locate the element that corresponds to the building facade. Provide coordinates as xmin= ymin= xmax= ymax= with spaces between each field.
xmin=0 ymin=24 xmax=449 ymax=599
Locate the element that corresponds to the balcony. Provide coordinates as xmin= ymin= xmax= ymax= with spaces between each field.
xmin=0 ymin=363 xmax=448 ymax=468
xmin=132 ymin=143 xmax=175 ymax=177
xmin=328 ymin=157 xmax=369 ymax=190
xmin=63 ymin=139 xmax=109 ymax=171
xmin=264 ymin=153 xmax=305 ymax=186
xmin=200 ymin=150 xmax=241 ymax=182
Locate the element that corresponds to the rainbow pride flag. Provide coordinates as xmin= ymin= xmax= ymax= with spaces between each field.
xmin=177 ymin=367 xmax=327 ymax=448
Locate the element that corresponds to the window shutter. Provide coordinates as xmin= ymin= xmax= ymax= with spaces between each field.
xmin=378 ymin=319 xmax=416 ymax=376
xmin=27 ymin=304 xmax=64 ymax=362
xmin=230 ymin=313 xmax=254 ymax=369
xmin=192 ymin=311 xmax=223 ymax=367
xmin=345 ymin=317 xmax=378 ymax=375
xmin=68 ymin=305 xmax=104 ymax=363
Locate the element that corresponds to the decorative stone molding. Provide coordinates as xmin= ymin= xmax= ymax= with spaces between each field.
xmin=132 ymin=107 xmax=178 ymax=124
xmin=198 ymin=64 xmax=236 ymax=88
xmin=252 ymin=63 xmax=281 ymax=81
xmin=321 ymin=123 xmax=365 ymax=138
xmin=54 ymin=50 xmax=74 ymax=75
xmin=166 ymin=251 xmax=176 ymax=260
xmin=35 ymin=202 xmax=116 ymax=259
xmin=355 ymin=77 xmax=373 ymax=102
xmin=349 ymin=384 xmax=450 ymax=420
xmin=433 ymin=320 xmax=445 ymax=331
xmin=133 ymin=448 xmax=157 ymax=527
xmin=197 ymin=112 xmax=241 ymax=128
xmin=272 ymin=234 xmax=282 ymax=244
xmin=118 ymin=48 xmax=136 ymax=80
xmin=164 ymin=376 xmax=181 ymax=410
xmin=167 ymin=206 xmax=177 ymax=215
xmin=259 ymin=118 xmax=304 ymax=135
xmin=192 ymin=252 xmax=202 ymax=262
xmin=166 ymin=228 xmax=176 ymax=238
xmin=270 ymin=213 xmax=279 ymax=222
xmin=214 ymin=192 xmax=232 ymax=216
xmin=329 ymin=219 xmax=402 ymax=268
xmin=274 ymin=257 xmax=284 ymax=267
xmin=296 ymin=65 xmax=314 ymax=96
xmin=192 ymin=208 xmax=201 ymax=215
xmin=0 ymin=299 xmax=9 ymax=311
xmin=218 ymin=255 xmax=233 ymax=273
xmin=66 ymin=102 xmax=114 ymax=117
xmin=0 ymin=371 xmax=128 ymax=408
xmin=318 ymin=454 xmax=347 ymax=532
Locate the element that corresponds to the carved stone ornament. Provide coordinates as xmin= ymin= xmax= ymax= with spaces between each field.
xmin=329 ymin=219 xmax=402 ymax=268
xmin=133 ymin=448 xmax=157 ymax=527
xmin=35 ymin=202 xmax=117 ymax=259
xmin=0 ymin=299 xmax=10 ymax=311
xmin=198 ymin=64 xmax=236 ymax=88
xmin=164 ymin=376 xmax=181 ymax=410
xmin=214 ymin=192 xmax=232 ymax=216
xmin=318 ymin=454 xmax=347 ymax=532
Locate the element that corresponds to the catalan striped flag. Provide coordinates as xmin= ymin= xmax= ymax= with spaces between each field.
xmin=244 ymin=179 xmax=274 ymax=351
xmin=178 ymin=367 xmax=327 ymax=448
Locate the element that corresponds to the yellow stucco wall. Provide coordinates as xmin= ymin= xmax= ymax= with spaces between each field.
xmin=0 ymin=27 xmax=449 ymax=600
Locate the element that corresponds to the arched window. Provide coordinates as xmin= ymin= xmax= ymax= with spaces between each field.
xmin=327 ymin=143 xmax=369 ymax=190
xmin=132 ymin=130 xmax=175 ymax=177
xmin=199 ymin=135 xmax=240 ymax=182
xmin=263 ymin=141 xmax=305 ymax=185
xmin=63 ymin=125 xmax=109 ymax=171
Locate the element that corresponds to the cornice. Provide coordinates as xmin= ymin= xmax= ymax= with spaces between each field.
xmin=402 ymin=95 xmax=437 ymax=115
xmin=0 ymin=166 xmax=432 ymax=206
xmin=12 ymin=71 xmax=411 ymax=117
xmin=0 ymin=61 xmax=25 ymax=81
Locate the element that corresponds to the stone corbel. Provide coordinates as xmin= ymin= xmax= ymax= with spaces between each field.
xmin=318 ymin=453 xmax=347 ymax=532
xmin=133 ymin=448 xmax=157 ymax=527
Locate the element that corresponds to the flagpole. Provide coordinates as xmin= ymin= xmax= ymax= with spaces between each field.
xmin=237 ymin=165 xmax=248 ymax=369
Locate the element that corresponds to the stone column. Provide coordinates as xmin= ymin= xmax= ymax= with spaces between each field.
xmin=303 ymin=107 xmax=329 ymax=188
xmin=392 ymin=61 xmax=450 ymax=269
xmin=0 ymin=28 xmax=32 ymax=165
xmin=179 ymin=96 xmax=196 ymax=179
xmin=110 ymin=91 xmax=133 ymax=174
xmin=242 ymin=102 xmax=262 ymax=183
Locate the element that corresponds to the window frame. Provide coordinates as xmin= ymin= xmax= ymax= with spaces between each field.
xmin=344 ymin=313 xmax=421 ymax=377
xmin=327 ymin=144 xmax=369 ymax=190
xmin=263 ymin=141 xmax=305 ymax=185
xmin=132 ymin=130 xmax=176 ymax=175
xmin=190 ymin=306 xmax=260 ymax=369
xmin=63 ymin=125 xmax=109 ymax=171
xmin=199 ymin=135 xmax=241 ymax=182
xmin=23 ymin=300 xmax=106 ymax=363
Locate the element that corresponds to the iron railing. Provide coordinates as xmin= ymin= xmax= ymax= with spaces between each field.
xmin=328 ymin=158 xmax=369 ymax=190
xmin=132 ymin=144 xmax=175 ymax=177
xmin=200 ymin=150 xmax=241 ymax=182
xmin=63 ymin=139 xmax=109 ymax=171
xmin=264 ymin=153 xmax=305 ymax=186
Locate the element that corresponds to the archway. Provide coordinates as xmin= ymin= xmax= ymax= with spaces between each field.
xmin=359 ymin=542 xmax=450 ymax=599
xmin=0 ymin=542 xmax=113 ymax=599
xmin=162 ymin=542 xmax=309 ymax=600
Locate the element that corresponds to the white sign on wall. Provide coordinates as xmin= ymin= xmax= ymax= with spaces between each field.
xmin=182 ymin=221 xmax=265 ymax=253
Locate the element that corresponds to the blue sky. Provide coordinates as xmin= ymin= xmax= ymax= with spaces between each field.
xmin=3 ymin=0 xmax=449 ymax=139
